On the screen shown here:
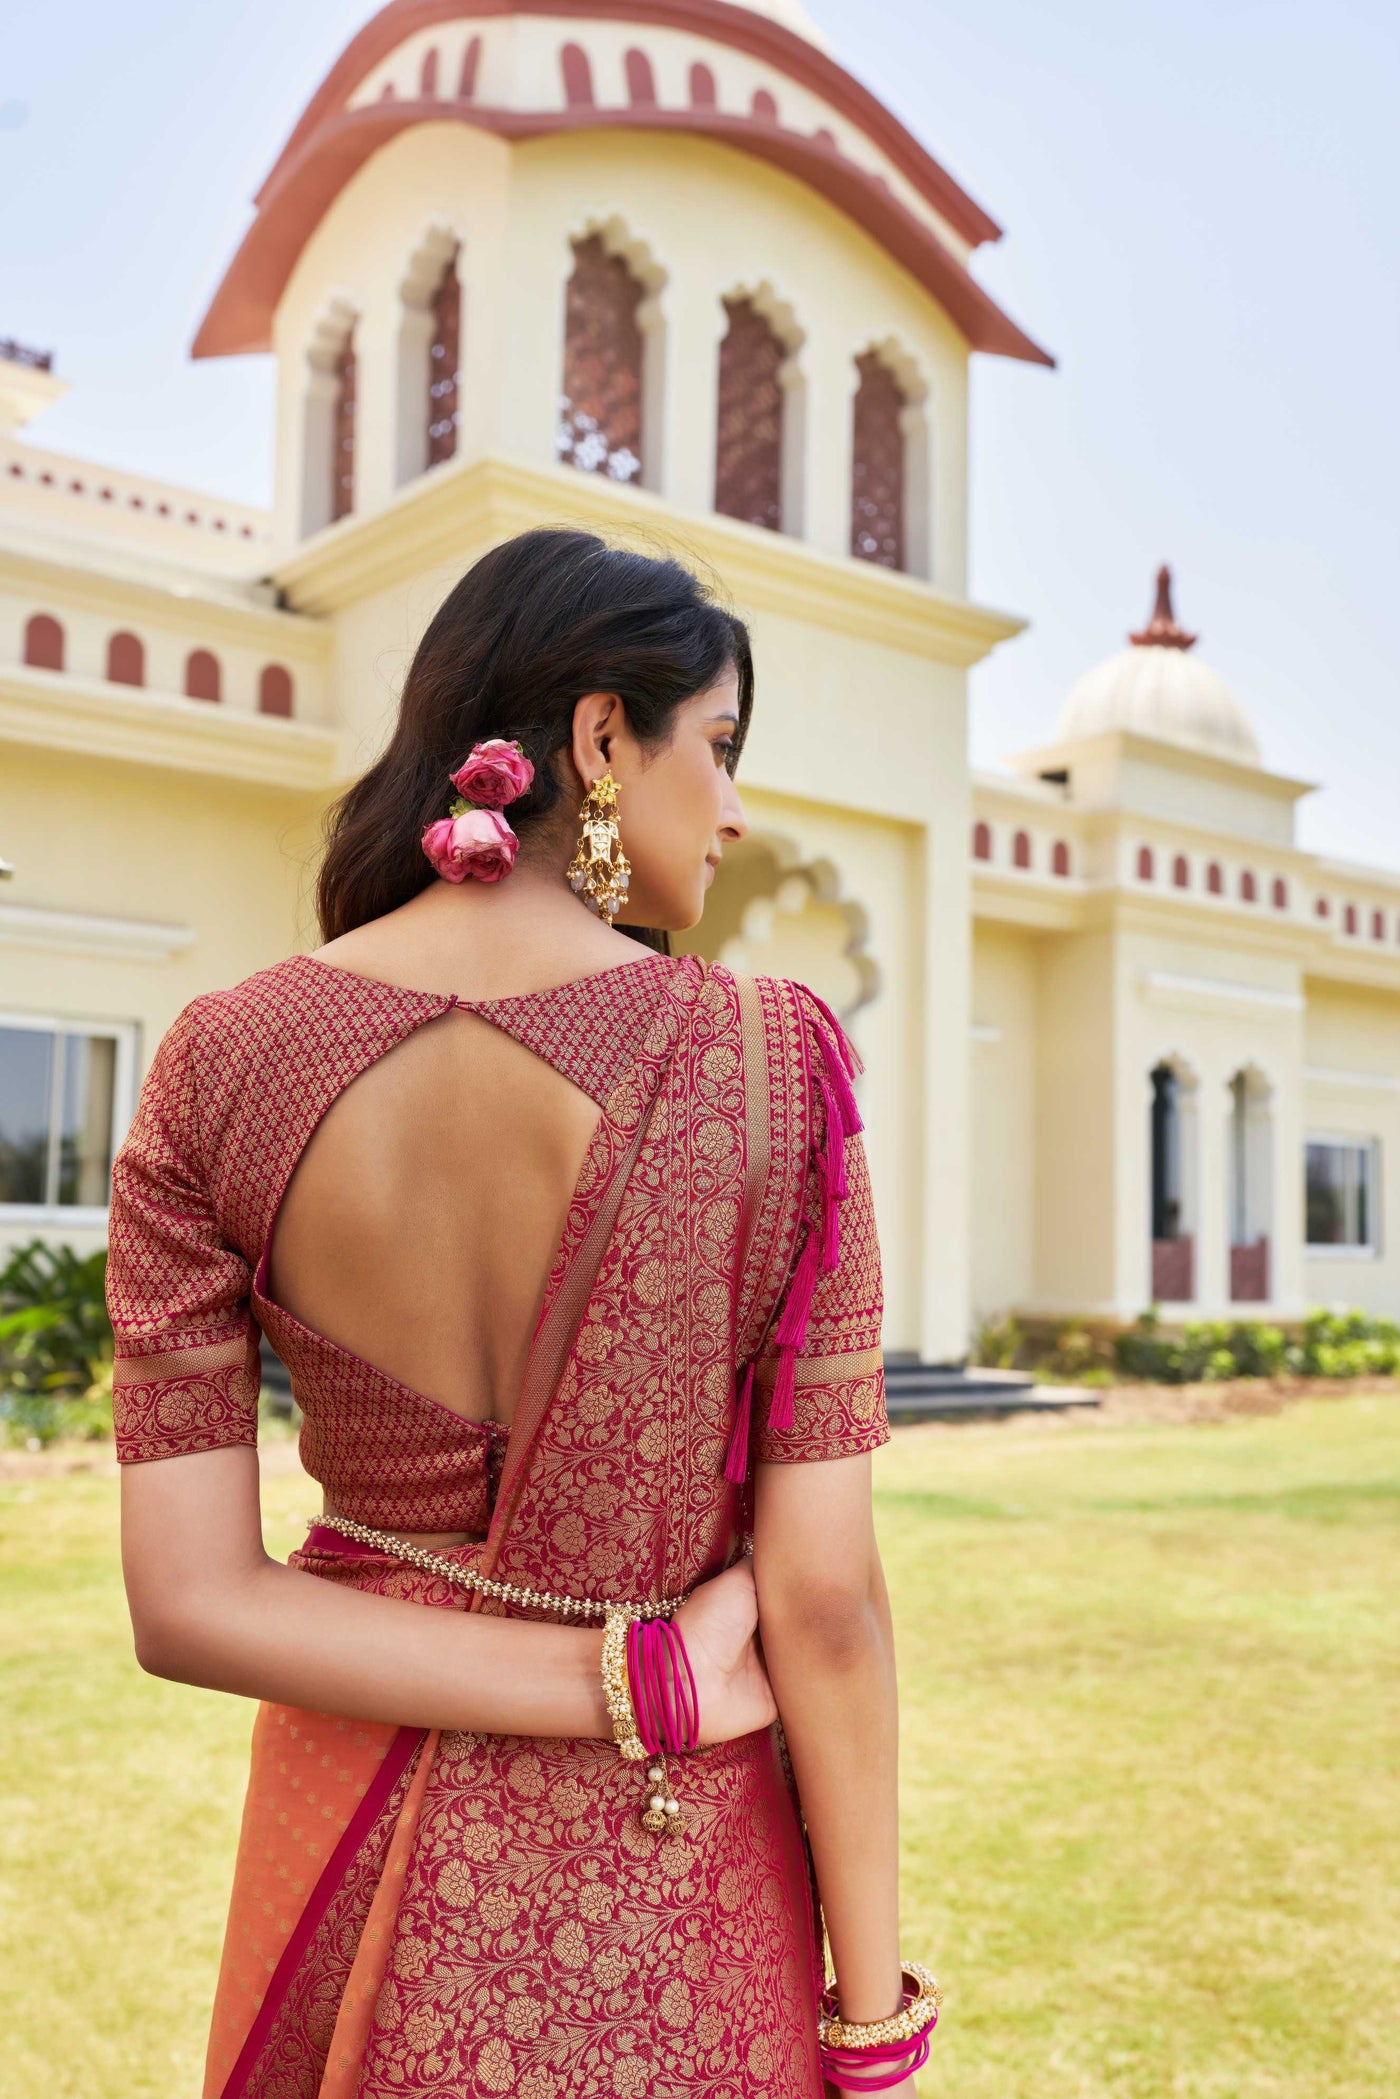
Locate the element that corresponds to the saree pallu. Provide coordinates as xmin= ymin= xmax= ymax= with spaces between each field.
xmin=104 ymin=952 xmax=888 ymax=2099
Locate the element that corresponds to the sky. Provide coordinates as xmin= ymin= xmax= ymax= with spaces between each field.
xmin=5 ymin=0 xmax=1399 ymax=864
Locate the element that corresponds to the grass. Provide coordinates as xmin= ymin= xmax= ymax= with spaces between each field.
xmin=2 ymin=1396 xmax=1397 ymax=2097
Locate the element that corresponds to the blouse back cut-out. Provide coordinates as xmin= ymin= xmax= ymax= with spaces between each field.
xmin=105 ymin=950 xmax=890 ymax=1542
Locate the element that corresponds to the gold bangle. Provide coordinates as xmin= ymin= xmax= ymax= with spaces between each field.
xmin=600 ymin=1607 xmax=648 ymax=1763
xmin=818 ymin=1962 xmax=943 ymax=2051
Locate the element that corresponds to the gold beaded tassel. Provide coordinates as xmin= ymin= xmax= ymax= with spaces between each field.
xmin=601 ymin=1608 xmax=686 ymax=1839
xmin=565 ymin=771 xmax=631 ymax=926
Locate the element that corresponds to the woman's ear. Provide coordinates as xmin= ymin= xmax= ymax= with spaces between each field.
xmin=569 ymin=691 xmax=623 ymax=788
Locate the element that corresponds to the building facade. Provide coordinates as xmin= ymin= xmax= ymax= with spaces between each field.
xmin=2 ymin=0 xmax=1397 ymax=1358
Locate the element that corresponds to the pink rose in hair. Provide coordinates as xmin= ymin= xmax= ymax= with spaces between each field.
xmin=421 ymin=808 xmax=520 ymax=884
xmin=449 ymin=738 xmax=534 ymax=809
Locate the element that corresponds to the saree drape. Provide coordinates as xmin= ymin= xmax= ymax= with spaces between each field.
xmin=105 ymin=952 xmax=889 ymax=2099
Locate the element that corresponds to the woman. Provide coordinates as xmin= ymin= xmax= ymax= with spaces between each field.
xmin=110 ymin=529 xmax=934 ymax=2099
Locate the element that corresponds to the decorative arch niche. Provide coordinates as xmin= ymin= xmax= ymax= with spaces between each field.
xmin=850 ymin=335 xmax=931 ymax=579
xmin=1148 ymin=1052 xmax=1199 ymax=1304
xmin=557 ymin=217 xmax=667 ymax=495
xmin=672 ymin=831 xmax=878 ymax=1024
xmin=714 ymin=280 xmax=807 ymax=538
xmin=395 ymin=220 xmax=464 ymax=486
xmin=300 ymin=294 xmax=359 ymax=537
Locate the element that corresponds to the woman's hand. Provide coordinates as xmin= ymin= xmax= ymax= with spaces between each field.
xmin=675 ymin=1558 xmax=777 ymax=1745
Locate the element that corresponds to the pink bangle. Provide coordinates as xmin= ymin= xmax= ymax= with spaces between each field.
xmin=819 ymin=2030 xmax=932 ymax=2090
xmin=625 ymin=1617 xmax=700 ymax=1756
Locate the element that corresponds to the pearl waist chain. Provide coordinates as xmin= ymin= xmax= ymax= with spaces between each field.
xmin=308 ymin=1509 xmax=689 ymax=1621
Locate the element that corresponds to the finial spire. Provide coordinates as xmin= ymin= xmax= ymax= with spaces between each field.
xmin=1130 ymin=563 xmax=1197 ymax=651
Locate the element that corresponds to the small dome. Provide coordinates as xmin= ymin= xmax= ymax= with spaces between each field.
xmin=1057 ymin=566 xmax=1260 ymax=766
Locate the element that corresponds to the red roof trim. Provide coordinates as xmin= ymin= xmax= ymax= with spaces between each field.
xmin=195 ymin=101 xmax=1051 ymax=365
xmin=256 ymin=0 xmax=1002 ymax=247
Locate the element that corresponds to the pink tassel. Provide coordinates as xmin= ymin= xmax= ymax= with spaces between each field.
xmin=774 ymin=1229 xmax=821 ymax=1348
xmin=801 ymin=988 xmax=864 ymax=1078
xmin=822 ymin=1047 xmax=864 ymax=1140
xmin=769 ymin=1342 xmax=798 ymax=1434
xmin=724 ymin=1360 xmax=755 ymax=1484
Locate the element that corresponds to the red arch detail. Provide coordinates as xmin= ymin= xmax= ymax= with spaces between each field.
xmin=689 ymin=60 xmax=717 ymax=108
xmin=458 ymin=34 xmax=481 ymax=96
xmin=23 ymin=612 xmax=65 ymax=672
xmin=972 ymin=820 xmax=991 ymax=862
xmin=420 ymin=45 xmax=439 ymax=95
xmin=107 ymin=631 xmax=145 ymax=687
xmin=624 ymin=46 xmax=656 ymax=105
xmin=751 ymin=87 xmax=778 ymax=122
xmin=561 ymin=42 xmax=594 ymax=107
xmin=259 ymin=664 xmax=295 ymax=717
xmin=185 ymin=648 xmax=222 ymax=703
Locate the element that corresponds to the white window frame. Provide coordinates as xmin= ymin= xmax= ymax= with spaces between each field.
xmin=0 ymin=1010 xmax=139 ymax=1227
xmin=1304 ymin=1130 xmax=1381 ymax=1258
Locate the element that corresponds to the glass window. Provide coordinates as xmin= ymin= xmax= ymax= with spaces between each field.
xmin=1305 ymin=1138 xmax=1380 ymax=1251
xmin=0 ymin=1020 xmax=130 ymax=1211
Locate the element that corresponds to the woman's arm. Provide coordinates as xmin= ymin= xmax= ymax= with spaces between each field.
xmin=753 ymin=1452 xmax=904 ymax=2033
xmin=122 ymin=1444 xmax=774 ymax=1743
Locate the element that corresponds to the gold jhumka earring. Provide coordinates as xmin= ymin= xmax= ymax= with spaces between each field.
xmin=565 ymin=770 xmax=631 ymax=925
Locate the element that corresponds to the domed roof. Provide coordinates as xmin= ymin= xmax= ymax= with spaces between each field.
xmin=738 ymin=0 xmax=828 ymax=43
xmin=1057 ymin=566 xmax=1260 ymax=766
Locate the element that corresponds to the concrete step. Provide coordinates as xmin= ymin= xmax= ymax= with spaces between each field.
xmin=884 ymin=1359 xmax=1099 ymax=1422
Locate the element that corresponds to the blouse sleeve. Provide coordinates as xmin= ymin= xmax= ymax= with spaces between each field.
xmin=752 ymin=1123 xmax=888 ymax=1463
xmin=105 ymin=1002 xmax=261 ymax=1464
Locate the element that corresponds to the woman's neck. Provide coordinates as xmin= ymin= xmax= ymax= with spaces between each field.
xmin=314 ymin=859 xmax=650 ymax=1003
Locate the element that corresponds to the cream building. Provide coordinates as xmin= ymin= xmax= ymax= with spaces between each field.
xmin=2 ymin=0 xmax=1397 ymax=1364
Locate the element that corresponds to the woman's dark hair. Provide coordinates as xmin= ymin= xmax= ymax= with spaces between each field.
xmin=315 ymin=527 xmax=753 ymax=946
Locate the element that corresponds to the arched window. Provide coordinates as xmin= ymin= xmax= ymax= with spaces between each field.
xmin=1272 ymin=876 xmax=1289 ymax=910
xmin=23 ymin=613 xmax=64 ymax=671
xmin=557 ymin=234 xmax=645 ymax=484
xmin=1137 ymin=845 xmax=1155 ymax=881
xmin=259 ymin=665 xmax=294 ymax=718
xmin=184 ymin=648 xmax=221 ymax=703
xmin=458 ymin=35 xmax=481 ymax=98
xmin=850 ymin=351 xmax=906 ymax=571
xmin=752 ymin=87 xmax=778 ymax=121
xmin=1240 ymin=869 xmax=1257 ymax=903
xmin=1206 ymin=861 xmax=1223 ymax=896
xmin=715 ymin=296 xmax=785 ymax=531
xmin=420 ymin=46 xmax=439 ymax=96
xmin=1150 ymin=1061 xmax=1197 ymax=1303
xmin=625 ymin=48 xmax=656 ymax=105
xmin=1051 ymin=839 xmax=1071 ymax=878
xmin=106 ymin=631 xmax=144 ymax=687
xmin=1344 ymin=903 xmax=1358 ymax=935
xmin=689 ymin=62 xmax=717 ymax=108
xmin=331 ymin=330 xmax=356 ymax=522
xmin=1012 ymin=830 xmax=1032 ymax=870
xmin=427 ymin=250 xmax=461 ymax=468
xmin=1315 ymin=896 xmax=1330 ymax=920
xmin=972 ymin=821 xmax=992 ymax=862
xmin=1172 ymin=853 xmax=1190 ymax=889
xmin=561 ymin=43 xmax=594 ymax=107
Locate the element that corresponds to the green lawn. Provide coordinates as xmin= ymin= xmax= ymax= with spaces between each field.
xmin=2 ymin=1396 xmax=1397 ymax=2098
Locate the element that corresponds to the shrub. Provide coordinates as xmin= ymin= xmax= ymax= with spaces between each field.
xmin=0 ymin=1239 xmax=114 ymax=1447
xmin=1114 ymin=1306 xmax=1398 ymax=1386
xmin=972 ymin=1314 xmax=1024 ymax=1369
